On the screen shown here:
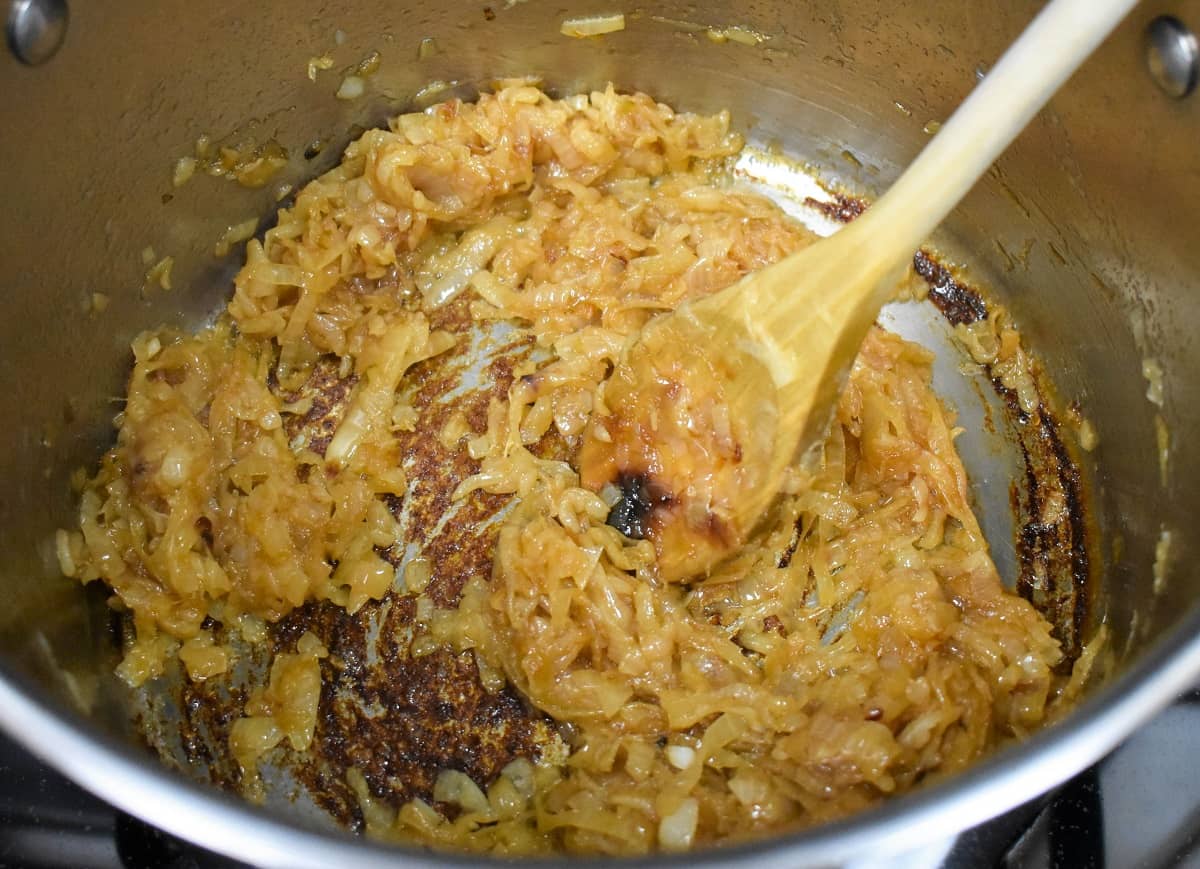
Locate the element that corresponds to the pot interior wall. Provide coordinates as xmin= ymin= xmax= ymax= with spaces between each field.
xmin=0 ymin=0 xmax=1196 ymax=839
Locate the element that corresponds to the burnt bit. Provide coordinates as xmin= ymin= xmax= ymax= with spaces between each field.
xmin=172 ymin=664 xmax=248 ymax=792
xmin=271 ymin=600 xmax=345 ymax=655
xmin=804 ymin=193 xmax=866 ymax=224
xmin=912 ymin=251 xmax=1092 ymax=661
xmin=1011 ymin=404 xmax=1091 ymax=664
xmin=176 ymin=683 xmax=217 ymax=780
xmin=282 ymin=357 xmax=358 ymax=457
xmin=195 ymin=517 xmax=214 ymax=547
xmin=483 ymin=5 xmax=496 ymax=20
xmin=394 ymin=325 xmax=535 ymax=608
xmin=763 ymin=615 xmax=786 ymax=637
xmin=802 ymin=196 xmax=988 ymax=327
xmin=606 ymin=472 xmax=670 ymax=540
xmin=425 ymin=291 xmax=484 ymax=336
xmin=913 ymin=250 xmax=988 ymax=326
xmin=322 ymin=644 xmax=545 ymax=811
xmin=778 ymin=516 xmax=803 ymax=568
xmin=267 ymin=596 xmax=551 ymax=823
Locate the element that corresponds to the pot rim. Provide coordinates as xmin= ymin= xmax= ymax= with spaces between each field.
xmin=1 ymin=606 xmax=1197 ymax=867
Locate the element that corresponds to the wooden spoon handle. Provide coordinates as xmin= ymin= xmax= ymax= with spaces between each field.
xmin=860 ymin=0 xmax=1140 ymax=263
xmin=731 ymin=0 xmax=1141 ymax=380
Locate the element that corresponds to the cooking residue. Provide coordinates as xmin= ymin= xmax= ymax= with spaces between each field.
xmin=171 ymin=134 xmax=290 ymax=191
xmin=648 ymin=14 xmax=771 ymax=45
xmin=1153 ymin=528 xmax=1172 ymax=595
xmin=1143 ymin=357 xmax=1165 ymax=407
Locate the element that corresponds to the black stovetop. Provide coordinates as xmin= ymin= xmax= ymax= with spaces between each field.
xmin=2 ymin=691 xmax=1198 ymax=869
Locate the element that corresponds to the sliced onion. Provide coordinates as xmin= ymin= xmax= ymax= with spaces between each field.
xmin=336 ymin=75 xmax=366 ymax=100
xmin=561 ymin=13 xmax=626 ymax=37
xmin=657 ymin=798 xmax=699 ymax=850
xmin=433 ymin=769 xmax=491 ymax=814
xmin=665 ymin=744 xmax=695 ymax=770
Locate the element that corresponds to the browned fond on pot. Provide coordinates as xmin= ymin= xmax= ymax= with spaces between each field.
xmin=134 ymin=293 xmax=566 ymax=826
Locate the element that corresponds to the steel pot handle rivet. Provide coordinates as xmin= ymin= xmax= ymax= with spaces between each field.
xmin=5 ymin=0 xmax=67 ymax=66
xmin=1146 ymin=14 xmax=1198 ymax=98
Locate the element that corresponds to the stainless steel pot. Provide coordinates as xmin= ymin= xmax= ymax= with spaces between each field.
xmin=2 ymin=0 xmax=1199 ymax=865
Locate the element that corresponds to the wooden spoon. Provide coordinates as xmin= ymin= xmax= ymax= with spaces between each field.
xmin=579 ymin=0 xmax=1139 ymax=582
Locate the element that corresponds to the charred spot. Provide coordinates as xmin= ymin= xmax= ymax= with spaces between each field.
xmin=106 ymin=606 xmax=124 ymax=647
xmin=606 ymin=472 xmax=671 ymax=540
xmin=911 ymin=248 xmax=1091 ymax=661
xmin=375 ymin=542 xmax=404 ymax=568
xmin=488 ymin=353 xmax=518 ymax=388
xmin=778 ymin=516 xmax=803 ymax=568
xmin=313 ymin=637 xmax=546 ymax=812
xmin=763 ymin=615 xmax=786 ymax=636
xmin=803 ymin=193 xmax=867 ymax=224
xmin=483 ymin=5 xmax=496 ymax=20
xmin=382 ymin=493 xmax=405 ymax=519
xmin=913 ymin=250 xmax=988 ymax=326
xmin=195 ymin=516 xmax=214 ymax=547
xmin=397 ymin=403 xmax=498 ymax=607
xmin=172 ymin=663 xmax=247 ymax=788
xmin=270 ymin=600 xmax=335 ymax=654
xmin=279 ymin=356 xmax=359 ymax=458
xmin=1012 ymin=407 xmax=1090 ymax=664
